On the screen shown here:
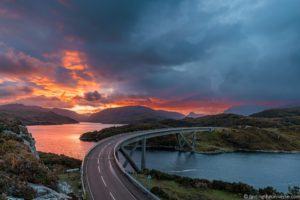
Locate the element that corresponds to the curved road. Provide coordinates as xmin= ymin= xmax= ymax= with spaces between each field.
xmin=82 ymin=127 xmax=209 ymax=200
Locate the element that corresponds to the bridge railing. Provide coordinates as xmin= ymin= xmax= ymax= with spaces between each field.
xmin=112 ymin=127 xmax=213 ymax=200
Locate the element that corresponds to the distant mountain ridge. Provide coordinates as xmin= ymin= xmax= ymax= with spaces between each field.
xmin=0 ymin=104 xmax=78 ymax=125
xmin=251 ymin=107 xmax=300 ymax=118
xmin=186 ymin=112 xmax=205 ymax=118
xmin=88 ymin=106 xmax=185 ymax=123
xmin=51 ymin=108 xmax=89 ymax=122
xmin=224 ymin=105 xmax=270 ymax=116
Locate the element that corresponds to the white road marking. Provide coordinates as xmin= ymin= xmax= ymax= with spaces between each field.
xmin=101 ymin=176 xmax=107 ymax=187
xmin=97 ymin=165 xmax=101 ymax=173
xmin=110 ymin=192 xmax=117 ymax=200
xmin=108 ymin=159 xmax=137 ymax=200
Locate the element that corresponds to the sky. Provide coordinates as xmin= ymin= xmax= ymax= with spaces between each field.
xmin=0 ymin=0 xmax=299 ymax=114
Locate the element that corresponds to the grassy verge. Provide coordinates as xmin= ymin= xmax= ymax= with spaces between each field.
xmin=134 ymin=173 xmax=241 ymax=200
xmin=133 ymin=170 xmax=300 ymax=200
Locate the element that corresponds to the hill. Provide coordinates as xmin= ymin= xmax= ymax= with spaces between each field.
xmin=88 ymin=106 xmax=184 ymax=123
xmin=224 ymin=105 xmax=269 ymax=116
xmin=0 ymin=116 xmax=82 ymax=199
xmin=0 ymin=104 xmax=78 ymax=125
xmin=251 ymin=107 xmax=300 ymax=118
xmin=80 ymin=109 xmax=300 ymax=142
xmin=51 ymin=108 xmax=89 ymax=122
xmin=186 ymin=112 xmax=204 ymax=118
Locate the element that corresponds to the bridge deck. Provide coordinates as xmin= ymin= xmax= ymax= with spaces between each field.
xmin=82 ymin=127 xmax=212 ymax=200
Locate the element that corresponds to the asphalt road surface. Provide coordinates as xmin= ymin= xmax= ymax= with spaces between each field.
xmin=82 ymin=127 xmax=208 ymax=200
xmin=82 ymin=134 xmax=151 ymax=200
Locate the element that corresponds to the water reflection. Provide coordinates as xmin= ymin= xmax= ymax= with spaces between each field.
xmin=28 ymin=122 xmax=120 ymax=160
xmin=126 ymin=150 xmax=300 ymax=192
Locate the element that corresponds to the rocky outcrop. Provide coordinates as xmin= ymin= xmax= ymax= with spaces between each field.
xmin=0 ymin=117 xmax=71 ymax=199
xmin=1 ymin=124 xmax=39 ymax=158
xmin=30 ymin=184 xmax=70 ymax=200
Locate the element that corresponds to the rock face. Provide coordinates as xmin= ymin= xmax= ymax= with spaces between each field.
xmin=30 ymin=184 xmax=71 ymax=200
xmin=2 ymin=124 xmax=39 ymax=158
xmin=0 ymin=117 xmax=71 ymax=199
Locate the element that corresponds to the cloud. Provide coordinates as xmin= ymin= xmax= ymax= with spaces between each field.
xmin=0 ymin=81 xmax=34 ymax=98
xmin=0 ymin=0 xmax=300 ymax=113
xmin=15 ymin=95 xmax=73 ymax=108
xmin=84 ymin=91 xmax=102 ymax=101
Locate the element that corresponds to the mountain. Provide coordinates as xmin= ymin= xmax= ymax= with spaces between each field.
xmin=51 ymin=108 xmax=89 ymax=122
xmin=224 ymin=105 xmax=269 ymax=116
xmin=0 ymin=104 xmax=78 ymax=125
xmin=186 ymin=112 xmax=205 ymax=118
xmin=251 ymin=107 xmax=300 ymax=118
xmin=88 ymin=106 xmax=185 ymax=123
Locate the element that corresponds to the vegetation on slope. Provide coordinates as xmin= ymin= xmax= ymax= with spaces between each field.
xmin=0 ymin=104 xmax=78 ymax=125
xmin=135 ymin=170 xmax=300 ymax=200
xmin=251 ymin=107 xmax=300 ymax=118
xmin=0 ymin=120 xmax=58 ymax=199
xmin=39 ymin=152 xmax=82 ymax=198
xmin=0 ymin=117 xmax=82 ymax=199
xmin=80 ymin=109 xmax=300 ymax=152
xmin=88 ymin=106 xmax=184 ymax=123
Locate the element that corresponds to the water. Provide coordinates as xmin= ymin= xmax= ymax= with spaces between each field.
xmin=28 ymin=123 xmax=300 ymax=192
xmin=28 ymin=122 xmax=120 ymax=160
xmin=126 ymin=150 xmax=300 ymax=192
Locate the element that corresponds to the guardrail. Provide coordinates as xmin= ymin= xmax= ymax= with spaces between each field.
xmin=113 ymin=127 xmax=211 ymax=200
xmin=82 ymin=127 xmax=212 ymax=200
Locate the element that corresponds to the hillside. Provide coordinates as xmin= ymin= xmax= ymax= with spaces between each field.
xmin=0 ymin=116 xmax=83 ymax=199
xmin=0 ymin=104 xmax=78 ymax=125
xmin=0 ymin=117 xmax=61 ymax=198
xmin=51 ymin=108 xmax=89 ymax=122
xmin=80 ymin=113 xmax=279 ymax=142
xmin=251 ymin=107 xmax=300 ymax=118
xmin=186 ymin=112 xmax=204 ymax=118
xmin=80 ymin=110 xmax=300 ymax=153
xmin=88 ymin=106 xmax=184 ymax=123
xmin=224 ymin=105 xmax=269 ymax=116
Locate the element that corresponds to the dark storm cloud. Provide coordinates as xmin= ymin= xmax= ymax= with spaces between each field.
xmin=0 ymin=48 xmax=45 ymax=75
xmin=54 ymin=67 xmax=78 ymax=86
xmin=1 ymin=0 xmax=300 ymax=106
xmin=84 ymin=91 xmax=102 ymax=102
xmin=0 ymin=81 xmax=33 ymax=98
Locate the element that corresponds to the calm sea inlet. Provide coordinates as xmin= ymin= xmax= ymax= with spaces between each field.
xmin=28 ymin=123 xmax=300 ymax=192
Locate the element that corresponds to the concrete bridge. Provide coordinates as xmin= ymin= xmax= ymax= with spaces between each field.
xmin=81 ymin=127 xmax=213 ymax=200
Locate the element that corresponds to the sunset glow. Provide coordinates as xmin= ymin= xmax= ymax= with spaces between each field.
xmin=0 ymin=0 xmax=299 ymax=115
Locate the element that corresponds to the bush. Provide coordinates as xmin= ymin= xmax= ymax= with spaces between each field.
xmin=146 ymin=170 xmax=260 ymax=195
xmin=150 ymin=186 xmax=172 ymax=200
xmin=39 ymin=152 xmax=81 ymax=170
xmin=259 ymin=186 xmax=278 ymax=195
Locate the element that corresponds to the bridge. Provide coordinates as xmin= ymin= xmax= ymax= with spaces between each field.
xmin=81 ymin=127 xmax=213 ymax=200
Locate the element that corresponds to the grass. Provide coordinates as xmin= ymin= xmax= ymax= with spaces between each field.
xmin=192 ymin=127 xmax=300 ymax=152
xmin=134 ymin=174 xmax=241 ymax=200
xmin=58 ymin=172 xmax=81 ymax=195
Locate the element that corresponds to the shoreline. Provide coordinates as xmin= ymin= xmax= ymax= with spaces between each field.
xmin=128 ymin=145 xmax=300 ymax=154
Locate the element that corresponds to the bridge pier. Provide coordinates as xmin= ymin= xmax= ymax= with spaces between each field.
xmin=118 ymin=129 xmax=204 ymax=174
xmin=119 ymin=146 xmax=140 ymax=173
xmin=123 ymin=142 xmax=139 ymax=168
xmin=141 ymin=137 xmax=147 ymax=170
xmin=176 ymin=131 xmax=196 ymax=152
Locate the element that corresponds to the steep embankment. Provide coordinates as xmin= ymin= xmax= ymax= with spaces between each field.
xmin=0 ymin=117 xmax=80 ymax=199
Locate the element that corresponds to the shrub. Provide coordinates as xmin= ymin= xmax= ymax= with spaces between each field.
xmin=150 ymin=186 xmax=172 ymax=200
